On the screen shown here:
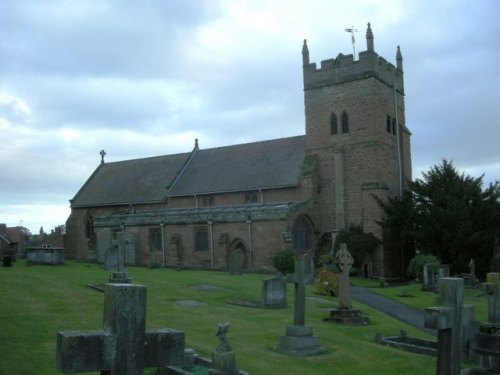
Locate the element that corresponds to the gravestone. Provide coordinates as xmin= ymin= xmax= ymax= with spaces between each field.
xmin=108 ymin=232 xmax=132 ymax=283
xmin=424 ymin=277 xmax=464 ymax=375
xmin=210 ymin=322 xmax=238 ymax=375
xmin=276 ymin=253 xmax=323 ymax=356
xmin=422 ymin=263 xmax=435 ymax=291
xmin=261 ymin=275 xmax=287 ymax=309
xmin=468 ymin=272 xmax=500 ymax=374
xmin=469 ymin=259 xmax=476 ymax=288
xmin=57 ymin=283 xmax=185 ymax=374
xmin=228 ymin=249 xmax=245 ymax=275
xmin=324 ymin=245 xmax=369 ymax=325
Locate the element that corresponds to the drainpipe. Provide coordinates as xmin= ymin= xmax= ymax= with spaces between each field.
xmin=246 ymin=216 xmax=253 ymax=271
xmin=160 ymin=221 xmax=165 ymax=267
xmin=208 ymin=219 xmax=214 ymax=268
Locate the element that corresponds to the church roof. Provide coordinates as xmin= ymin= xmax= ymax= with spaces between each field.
xmin=169 ymin=135 xmax=306 ymax=196
xmin=70 ymin=135 xmax=306 ymax=208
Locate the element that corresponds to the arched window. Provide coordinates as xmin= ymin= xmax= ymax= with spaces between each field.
xmin=342 ymin=111 xmax=349 ymax=133
xmin=292 ymin=216 xmax=313 ymax=253
xmin=85 ymin=215 xmax=94 ymax=239
xmin=330 ymin=113 xmax=338 ymax=135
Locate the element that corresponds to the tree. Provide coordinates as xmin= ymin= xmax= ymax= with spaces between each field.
xmin=378 ymin=159 xmax=500 ymax=277
xmin=375 ymin=191 xmax=416 ymax=277
xmin=334 ymin=224 xmax=380 ymax=269
xmin=410 ymin=159 xmax=500 ymax=276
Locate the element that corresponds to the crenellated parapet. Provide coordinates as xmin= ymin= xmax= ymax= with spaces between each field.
xmin=302 ymin=23 xmax=404 ymax=94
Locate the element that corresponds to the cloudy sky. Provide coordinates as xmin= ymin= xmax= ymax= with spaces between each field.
xmin=1 ymin=0 xmax=499 ymax=233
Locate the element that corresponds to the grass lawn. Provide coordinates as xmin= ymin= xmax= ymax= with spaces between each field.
xmin=0 ymin=261 xmax=442 ymax=375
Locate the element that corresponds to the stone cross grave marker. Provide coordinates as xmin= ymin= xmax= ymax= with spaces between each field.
xmin=108 ymin=231 xmax=132 ymax=283
xmin=56 ymin=283 xmax=184 ymax=374
xmin=483 ymin=272 xmax=500 ymax=324
xmin=276 ymin=253 xmax=322 ymax=356
xmin=336 ymin=244 xmax=353 ymax=309
xmin=424 ymin=277 xmax=464 ymax=375
xmin=286 ymin=252 xmax=314 ymax=326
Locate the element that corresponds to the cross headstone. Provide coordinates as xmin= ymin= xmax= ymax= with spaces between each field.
xmin=424 ymin=277 xmax=464 ymax=375
xmin=276 ymin=253 xmax=323 ymax=356
xmin=56 ymin=283 xmax=184 ymax=374
xmin=286 ymin=253 xmax=314 ymax=326
xmin=108 ymin=231 xmax=132 ymax=283
xmin=336 ymin=244 xmax=353 ymax=309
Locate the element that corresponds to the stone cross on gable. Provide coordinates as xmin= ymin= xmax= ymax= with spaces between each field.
xmin=335 ymin=244 xmax=353 ymax=310
xmin=483 ymin=272 xmax=500 ymax=324
xmin=286 ymin=253 xmax=314 ymax=326
xmin=100 ymin=149 xmax=106 ymax=164
xmin=56 ymin=284 xmax=184 ymax=374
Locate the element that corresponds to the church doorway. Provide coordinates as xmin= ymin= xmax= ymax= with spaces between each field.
xmin=227 ymin=240 xmax=248 ymax=275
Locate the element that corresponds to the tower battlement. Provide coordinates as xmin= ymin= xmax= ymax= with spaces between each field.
xmin=302 ymin=23 xmax=404 ymax=94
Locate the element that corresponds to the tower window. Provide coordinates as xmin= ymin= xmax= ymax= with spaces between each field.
xmin=330 ymin=113 xmax=338 ymax=135
xmin=386 ymin=116 xmax=392 ymax=133
xmin=392 ymin=118 xmax=396 ymax=135
xmin=341 ymin=111 xmax=349 ymax=133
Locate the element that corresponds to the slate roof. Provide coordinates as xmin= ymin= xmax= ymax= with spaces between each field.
xmin=169 ymin=136 xmax=306 ymax=196
xmin=71 ymin=135 xmax=306 ymax=208
xmin=71 ymin=152 xmax=191 ymax=207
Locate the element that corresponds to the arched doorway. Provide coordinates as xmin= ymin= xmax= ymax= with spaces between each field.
xmin=227 ymin=239 xmax=248 ymax=275
xmin=292 ymin=215 xmax=314 ymax=254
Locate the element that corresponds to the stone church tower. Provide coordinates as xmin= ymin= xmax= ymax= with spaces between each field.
xmin=302 ymin=23 xmax=411 ymax=275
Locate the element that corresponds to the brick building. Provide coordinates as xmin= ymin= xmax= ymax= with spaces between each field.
xmin=65 ymin=24 xmax=411 ymax=276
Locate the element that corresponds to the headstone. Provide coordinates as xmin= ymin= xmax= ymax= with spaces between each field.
xmin=210 ymin=322 xmax=239 ymax=375
xmin=468 ymin=273 xmax=500 ymax=374
xmin=276 ymin=253 xmax=323 ymax=356
xmin=56 ymin=283 xmax=185 ymax=374
xmin=228 ymin=249 xmax=245 ymax=275
xmin=324 ymin=245 xmax=369 ymax=325
xmin=108 ymin=232 xmax=133 ymax=283
xmin=422 ymin=263 xmax=435 ymax=291
xmin=424 ymin=277 xmax=464 ymax=375
xmin=2 ymin=255 xmax=12 ymax=267
xmin=261 ymin=275 xmax=287 ymax=309
xmin=469 ymin=259 xmax=476 ymax=288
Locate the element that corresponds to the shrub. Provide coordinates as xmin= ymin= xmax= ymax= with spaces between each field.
xmin=314 ymin=269 xmax=339 ymax=296
xmin=407 ymin=254 xmax=440 ymax=280
xmin=272 ymin=250 xmax=295 ymax=275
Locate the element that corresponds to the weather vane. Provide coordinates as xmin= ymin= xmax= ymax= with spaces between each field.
xmin=345 ymin=26 xmax=359 ymax=57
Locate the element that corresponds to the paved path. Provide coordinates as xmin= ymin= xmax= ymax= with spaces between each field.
xmin=351 ymin=286 xmax=436 ymax=336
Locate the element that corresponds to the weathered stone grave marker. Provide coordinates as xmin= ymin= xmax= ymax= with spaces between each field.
xmin=468 ymin=272 xmax=500 ymax=374
xmin=56 ymin=283 xmax=184 ymax=374
xmin=424 ymin=277 xmax=463 ymax=375
xmin=107 ymin=231 xmax=133 ymax=283
xmin=210 ymin=322 xmax=239 ymax=375
xmin=276 ymin=253 xmax=323 ymax=356
xmin=469 ymin=259 xmax=476 ymax=288
xmin=422 ymin=263 xmax=435 ymax=291
xmin=324 ymin=245 xmax=369 ymax=325
xmin=261 ymin=275 xmax=287 ymax=309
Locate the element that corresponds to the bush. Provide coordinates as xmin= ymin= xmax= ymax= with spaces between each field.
xmin=314 ymin=269 xmax=339 ymax=296
xmin=407 ymin=254 xmax=440 ymax=280
xmin=272 ymin=250 xmax=295 ymax=275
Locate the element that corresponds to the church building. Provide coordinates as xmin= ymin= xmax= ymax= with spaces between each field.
xmin=65 ymin=24 xmax=411 ymax=276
